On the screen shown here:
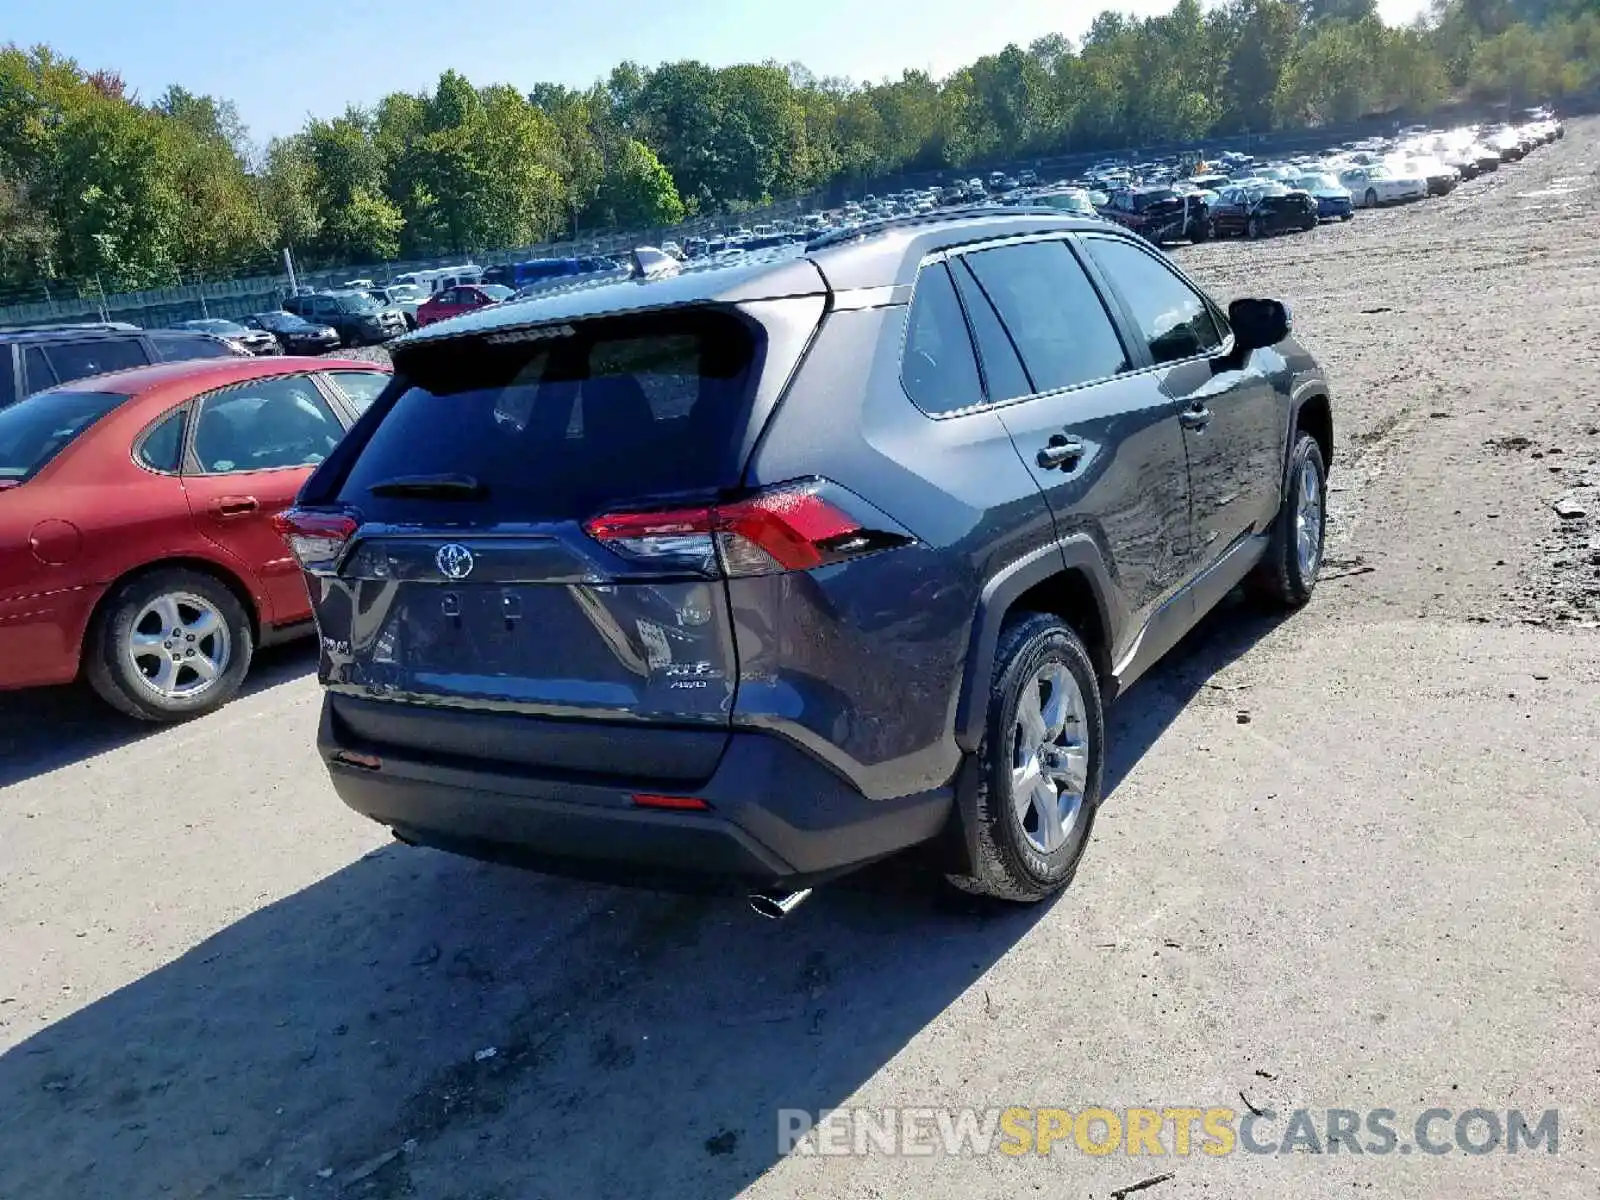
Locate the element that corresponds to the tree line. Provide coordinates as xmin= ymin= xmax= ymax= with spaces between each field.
xmin=0 ymin=0 xmax=1594 ymax=294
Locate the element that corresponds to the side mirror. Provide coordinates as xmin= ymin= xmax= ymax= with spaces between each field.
xmin=1228 ymin=297 xmax=1292 ymax=353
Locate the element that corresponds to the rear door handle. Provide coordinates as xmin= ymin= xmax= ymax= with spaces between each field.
xmin=209 ymin=495 xmax=260 ymax=518
xmin=1179 ymin=406 xmax=1213 ymax=430
xmin=1037 ymin=434 xmax=1086 ymax=469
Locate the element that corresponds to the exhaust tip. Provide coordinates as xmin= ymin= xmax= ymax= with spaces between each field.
xmin=748 ymin=887 xmax=813 ymax=920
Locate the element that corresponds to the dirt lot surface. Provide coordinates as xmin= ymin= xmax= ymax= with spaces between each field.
xmin=2 ymin=124 xmax=1597 ymax=1200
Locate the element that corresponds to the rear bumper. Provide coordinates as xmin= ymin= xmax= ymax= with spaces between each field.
xmin=319 ymin=695 xmax=954 ymax=889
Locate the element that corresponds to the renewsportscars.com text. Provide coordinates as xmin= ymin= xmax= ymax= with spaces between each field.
xmin=779 ymin=1106 xmax=1559 ymax=1158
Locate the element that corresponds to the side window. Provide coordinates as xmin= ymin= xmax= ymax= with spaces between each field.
xmin=44 ymin=337 xmax=149 ymax=385
xmin=1084 ymin=237 xmax=1224 ymax=366
xmin=23 ymin=345 xmax=57 ymax=395
xmin=963 ymin=240 xmax=1130 ymax=393
xmin=950 ymin=258 xmax=1033 ymax=403
xmin=191 ymin=375 xmax=344 ymax=474
xmin=900 ymin=263 xmax=982 ymax=416
xmin=324 ymin=370 xmax=390 ymax=414
xmin=136 ymin=406 xmax=188 ymax=472
xmin=0 ymin=349 xmax=16 ymax=408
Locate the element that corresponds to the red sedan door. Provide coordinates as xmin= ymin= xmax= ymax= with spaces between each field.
xmin=180 ymin=374 xmax=349 ymax=628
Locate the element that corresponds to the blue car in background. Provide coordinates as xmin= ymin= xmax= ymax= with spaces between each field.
xmin=482 ymin=257 xmax=620 ymax=290
xmin=1295 ymin=173 xmax=1355 ymax=221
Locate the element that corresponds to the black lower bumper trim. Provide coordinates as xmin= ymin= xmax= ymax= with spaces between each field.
xmin=319 ymin=696 xmax=954 ymax=888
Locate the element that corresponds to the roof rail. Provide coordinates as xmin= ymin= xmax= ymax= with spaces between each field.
xmin=804 ymin=205 xmax=1074 ymax=251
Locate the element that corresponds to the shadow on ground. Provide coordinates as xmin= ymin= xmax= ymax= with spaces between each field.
xmin=0 ymin=643 xmax=318 ymax=789
xmin=0 ymin=595 xmax=1287 ymax=1199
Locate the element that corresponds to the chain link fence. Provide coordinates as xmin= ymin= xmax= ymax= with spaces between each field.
xmin=0 ymin=193 xmax=826 ymax=331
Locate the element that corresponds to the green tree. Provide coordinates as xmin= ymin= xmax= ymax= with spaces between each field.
xmin=597 ymin=138 xmax=685 ymax=227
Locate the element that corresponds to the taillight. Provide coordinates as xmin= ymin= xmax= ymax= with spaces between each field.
xmin=272 ymin=508 xmax=358 ymax=575
xmin=584 ymin=480 xmax=899 ymax=577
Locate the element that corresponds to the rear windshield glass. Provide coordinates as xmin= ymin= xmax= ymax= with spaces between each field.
xmin=338 ymin=310 xmax=761 ymax=521
xmin=0 ymin=389 xmax=128 ymax=482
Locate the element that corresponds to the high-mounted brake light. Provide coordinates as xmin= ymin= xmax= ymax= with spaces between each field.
xmin=584 ymin=482 xmax=887 ymax=577
xmin=272 ymin=508 xmax=358 ymax=575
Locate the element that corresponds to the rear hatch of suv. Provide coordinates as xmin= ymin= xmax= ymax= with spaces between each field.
xmin=284 ymin=294 xmax=827 ymax=784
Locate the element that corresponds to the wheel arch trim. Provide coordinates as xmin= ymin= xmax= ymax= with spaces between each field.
xmin=79 ymin=555 xmax=264 ymax=675
xmin=954 ymin=538 xmax=1118 ymax=753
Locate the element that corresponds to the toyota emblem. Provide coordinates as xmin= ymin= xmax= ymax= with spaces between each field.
xmin=435 ymin=543 xmax=475 ymax=580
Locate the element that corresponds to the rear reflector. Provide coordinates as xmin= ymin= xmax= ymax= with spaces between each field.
xmin=632 ymin=793 xmax=710 ymax=811
xmin=331 ymin=750 xmax=382 ymax=771
xmin=273 ymin=508 xmax=358 ymax=575
xmin=585 ymin=480 xmax=880 ymax=577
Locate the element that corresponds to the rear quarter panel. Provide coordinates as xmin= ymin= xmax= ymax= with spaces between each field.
xmin=738 ymin=304 xmax=1052 ymax=799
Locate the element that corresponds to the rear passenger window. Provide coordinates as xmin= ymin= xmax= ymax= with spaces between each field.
xmin=1082 ymin=237 xmax=1223 ymax=365
xmin=951 ymin=259 xmax=1033 ymax=403
xmin=192 ymin=376 xmax=344 ymax=474
xmin=0 ymin=350 xmax=15 ymax=409
xmin=137 ymin=407 xmax=187 ymax=472
xmin=901 ymin=263 xmax=982 ymax=415
xmin=963 ymin=241 xmax=1129 ymax=393
xmin=44 ymin=338 xmax=149 ymax=385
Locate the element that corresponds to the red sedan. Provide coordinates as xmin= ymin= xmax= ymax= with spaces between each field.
xmin=414 ymin=283 xmax=513 ymax=327
xmin=0 ymin=356 xmax=391 ymax=720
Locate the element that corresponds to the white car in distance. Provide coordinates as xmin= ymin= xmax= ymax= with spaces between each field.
xmin=1339 ymin=164 xmax=1428 ymax=208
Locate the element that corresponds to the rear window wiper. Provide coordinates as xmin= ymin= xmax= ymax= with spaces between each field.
xmin=366 ymin=473 xmax=487 ymax=499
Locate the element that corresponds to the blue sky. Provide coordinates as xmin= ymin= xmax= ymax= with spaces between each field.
xmin=5 ymin=0 xmax=1432 ymax=143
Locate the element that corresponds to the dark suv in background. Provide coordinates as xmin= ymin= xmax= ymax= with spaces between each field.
xmin=279 ymin=209 xmax=1333 ymax=914
xmin=0 ymin=323 xmax=244 ymax=410
xmin=283 ymin=291 xmax=408 ymax=346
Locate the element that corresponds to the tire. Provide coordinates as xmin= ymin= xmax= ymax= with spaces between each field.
xmin=1248 ymin=433 xmax=1327 ymax=609
xmin=84 ymin=568 xmax=254 ymax=721
xmin=1189 ymin=219 xmax=1211 ymax=243
xmin=1246 ymin=216 xmax=1262 ymax=239
xmin=947 ymin=614 xmax=1105 ymax=903
xmin=1365 ymin=188 xmax=1379 ymax=208
xmin=1340 ymin=212 xmax=1354 ymax=222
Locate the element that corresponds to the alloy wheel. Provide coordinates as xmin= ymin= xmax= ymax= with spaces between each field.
xmin=126 ymin=591 xmax=232 ymax=700
xmin=1295 ymin=458 xmax=1325 ymax=579
xmin=1010 ymin=662 xmax=1090 ymax=854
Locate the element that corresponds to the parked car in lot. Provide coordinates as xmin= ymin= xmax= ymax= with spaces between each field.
xmin=1017 ymin=187 xmax=1099 ymax=217
xmin=283 ymin=291 xmax=408 ymax=346
xmin=0 ymin=356 xmax=391 ymax=718
xmin=368 ymin=285 xmax=425 ymax=329
xmin=1339 ymin=164 xmax=1426 ymax=208
xmin=1211 ymin=183 xmax=1319 ymax=238
xmin=1402 ymin=156 xmax=1461 ymax=196
xmin=414 ymin=283 xmax=514 ymax=328
xmin=244 ymin=311 xmax=341 ymax=354
xmin=172 ymin=319 xmax=281 ymax=356
xmin=1 ymin=323 xmax=245 ymax=410
xmin=1098 ymin=185 xmax=1211 ymax=243
xmin=1293 ymin=173 xmax=1355 ymax=221
xmin=280 ymin=209 xmax=1333 ymax=911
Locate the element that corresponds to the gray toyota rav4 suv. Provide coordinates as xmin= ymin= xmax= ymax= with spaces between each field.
xmin=279 ymin=209 xmax=1333 ymax=912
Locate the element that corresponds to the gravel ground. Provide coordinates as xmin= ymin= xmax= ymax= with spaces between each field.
xmin=0 ymin=123 xmax=1596 ymax=1200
